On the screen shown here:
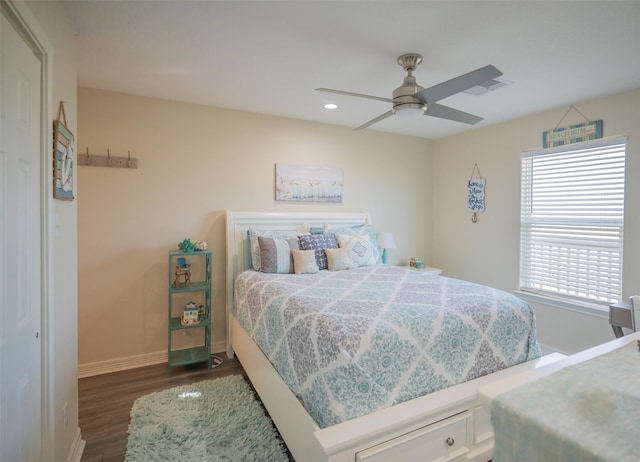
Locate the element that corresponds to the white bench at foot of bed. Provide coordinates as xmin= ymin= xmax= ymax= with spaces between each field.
xmin=230 ymin=314 xmax=564 ymax=462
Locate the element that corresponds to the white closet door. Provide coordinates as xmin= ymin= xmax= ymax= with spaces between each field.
xmin=0 ymin=10 xmax=43 ymax=462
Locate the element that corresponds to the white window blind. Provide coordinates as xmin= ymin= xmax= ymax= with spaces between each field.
xmin=519 ymin=137 xmax=626 ymax=306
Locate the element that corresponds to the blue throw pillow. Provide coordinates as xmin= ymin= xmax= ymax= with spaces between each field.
xmin=298 ymin=233 xmax=338 ymax=270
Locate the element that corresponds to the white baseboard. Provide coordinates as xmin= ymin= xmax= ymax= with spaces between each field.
xmin=65 ymin=428 xmax=85 ymax=462
xmin=78 ymin=341 xmax=227 ymax=378
xmin=538 ymin=342 xmax=566 ymax=356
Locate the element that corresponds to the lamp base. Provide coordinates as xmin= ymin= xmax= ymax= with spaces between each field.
xmin=381 ymin=248 xmax=388 ymax=264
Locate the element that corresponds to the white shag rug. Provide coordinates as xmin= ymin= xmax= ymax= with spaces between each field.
xmin=124 ymin=374 xmax=290 ymax=461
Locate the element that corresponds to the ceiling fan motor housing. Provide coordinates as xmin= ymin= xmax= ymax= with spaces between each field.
xmin=392 ymin=74 xmax=428 ymax=114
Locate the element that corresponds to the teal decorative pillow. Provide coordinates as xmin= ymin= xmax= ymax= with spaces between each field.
xmin=330 ymin=225 xmax=380 ymax=262
xmin=298 ymin=233 xmax=338 ymax=270
xmin=248 ymin=228 xmax=298 ymax=271
xmin=258 ymin=236 xmax=299 ymax=273
xmin=291 ymin=250 xmax=319 ymax=274
xmin=337 ymin=234 xmax=378 ymax=267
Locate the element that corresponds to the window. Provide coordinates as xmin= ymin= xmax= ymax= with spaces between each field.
xmin=519 ymin=137 xmax=626 ymax=307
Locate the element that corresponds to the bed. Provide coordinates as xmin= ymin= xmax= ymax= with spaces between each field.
xmin=225 ymin=211 xmax=556 ymax=462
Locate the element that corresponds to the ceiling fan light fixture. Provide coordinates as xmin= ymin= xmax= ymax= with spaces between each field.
xmin=394 ymin=104 xmax=426 ymax=118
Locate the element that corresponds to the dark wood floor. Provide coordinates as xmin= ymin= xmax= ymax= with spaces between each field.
xmin=79 ymin=356 xmax=244 ymax=462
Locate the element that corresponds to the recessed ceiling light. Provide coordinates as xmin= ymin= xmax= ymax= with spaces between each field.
xmin=324 ymin=103 xmax=338 ymax=109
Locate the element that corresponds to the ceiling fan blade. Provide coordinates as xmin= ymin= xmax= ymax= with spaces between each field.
xmin=418 ymin=65 xmax=503 ymax=103
xmin=315 ymin=88 xmax=392 ymax=103
xmin=355 ymin=110 xmax=394 ymax=130
xmin=425 ymin=102 xmax=483 ymax=125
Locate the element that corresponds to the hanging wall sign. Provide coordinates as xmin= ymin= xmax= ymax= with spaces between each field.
xmin=53 ymin=101 xmax=75 ymax=201
xmin=467 ymin=164 xmax=485 ymax=223
xmin=543 ymin=120 xmax=602 ymax=148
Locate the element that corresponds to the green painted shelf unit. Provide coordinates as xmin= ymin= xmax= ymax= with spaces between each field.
xmin=167 ymin=250 xmax=212 ymax=374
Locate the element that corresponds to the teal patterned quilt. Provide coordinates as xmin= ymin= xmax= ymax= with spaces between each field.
xmin=234 ymin=265 xmax=541 ymax=428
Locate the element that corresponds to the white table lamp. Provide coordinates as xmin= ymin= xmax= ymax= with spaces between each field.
xmin=379 ymin=231 xmax=396 ymax=264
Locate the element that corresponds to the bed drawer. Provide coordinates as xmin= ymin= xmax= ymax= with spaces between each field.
xmin=355 ymin=411 xmax=471 ymax=462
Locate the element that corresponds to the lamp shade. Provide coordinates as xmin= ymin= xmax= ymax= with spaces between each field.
xmin=378 ymin=231 xmax=396 ymax=249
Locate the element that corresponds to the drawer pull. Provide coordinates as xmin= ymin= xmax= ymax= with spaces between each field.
xmin=446 ymin=437 xmax=455 ymax=447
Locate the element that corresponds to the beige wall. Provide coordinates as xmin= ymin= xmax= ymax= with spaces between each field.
xmin=433 ymin=89 xmax=640 ymax=354
xmin=22 ymin=0 xmax=79 ymax=460
xmin=76 ymin=88 xmax=433 ymax=371
xmin=77 ymin=83 xmax=639 ymax=367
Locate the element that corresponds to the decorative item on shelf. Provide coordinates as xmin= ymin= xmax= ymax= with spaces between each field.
xmin=181 ymin=301 xmax=201 ymax=326
xmin=193 ymin=240 xmax=208 ymax=251
xmin=173 ymin=257 xmax=191 ymax=287
xmin=467 ymin=163 xmax=485 ymax=224
xmin=178 ymin=238 xmax=196 ymax=253
xmin=410 ymin=258 xmax=426 ymax=269
xmin=378 ymin=231 xmax=396 ymax=264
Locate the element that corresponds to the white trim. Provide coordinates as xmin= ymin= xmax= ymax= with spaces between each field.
xmin=65 ymin=428 xmax=85 ymax=462
xmin=78 ymin=341 xmax=227 ymax=378
xmin=1 ymin=1 xmax=56 ymax=458
xmin=514 ymin=290 xmax=609 ymax=319
xmin=537 ymin=342 xmax=563 ymax=356
xmin=78 ymin=351 xmax=167 ymax=378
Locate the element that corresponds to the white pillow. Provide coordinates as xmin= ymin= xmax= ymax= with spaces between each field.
xmin=336 ymin=234 xmax=378 ymax=267
xmin=325 ymin=247 xmax=352 ymax=271
xmin=291 ymin=250 xmax=319 ymax=274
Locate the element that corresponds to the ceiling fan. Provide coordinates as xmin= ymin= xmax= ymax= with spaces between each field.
xmin=316 ymin=53 xmax=503 ymax=130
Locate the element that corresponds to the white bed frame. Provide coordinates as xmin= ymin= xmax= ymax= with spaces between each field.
xmin=225 ymin=211 xmax=562 ymax=462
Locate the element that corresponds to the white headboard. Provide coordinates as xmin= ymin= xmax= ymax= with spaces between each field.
xmin=224 ymin=210 xmax=371 ymax=356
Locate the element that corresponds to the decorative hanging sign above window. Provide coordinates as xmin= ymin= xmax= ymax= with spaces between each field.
xmin=543 ymin=105 xmax=602 ymax=148
xmin=467 ymin=163 xmax=485 ymax=224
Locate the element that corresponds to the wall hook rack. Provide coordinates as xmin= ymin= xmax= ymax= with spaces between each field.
xmin=77 ymin=148 xmax=138 ymax=169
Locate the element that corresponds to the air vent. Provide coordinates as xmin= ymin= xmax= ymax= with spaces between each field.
xmin=463 ymin=78 xmax=512 ymax=96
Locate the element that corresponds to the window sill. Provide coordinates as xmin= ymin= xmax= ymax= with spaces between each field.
xmin=513 ymin=290 xmax=609 ymax=320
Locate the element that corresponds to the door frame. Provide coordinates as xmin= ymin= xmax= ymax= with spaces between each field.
xmin=1 ymin=0 xmax=54 ymax=456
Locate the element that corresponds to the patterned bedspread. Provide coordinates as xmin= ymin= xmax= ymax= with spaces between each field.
xmin=234 ymin=265 xmax=541 ymax=428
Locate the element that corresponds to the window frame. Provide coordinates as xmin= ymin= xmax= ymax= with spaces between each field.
xmin=518 ymin=136 xmax=627 ymax=313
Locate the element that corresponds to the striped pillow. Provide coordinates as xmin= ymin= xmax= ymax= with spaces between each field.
xmin=258 ymin=236 xmax=299 ymax=273
xmin=248 ymin=227 xmax=299 ymax=271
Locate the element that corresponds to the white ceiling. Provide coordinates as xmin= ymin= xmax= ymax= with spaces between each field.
xmin=62 ymin=1 xmax=640 ymax=140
